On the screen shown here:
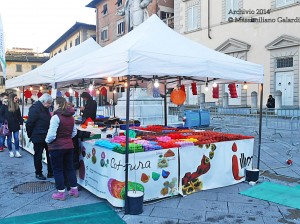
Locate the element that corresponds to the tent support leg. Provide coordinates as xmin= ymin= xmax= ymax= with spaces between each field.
xmin=124 ymin=75 xmax=131 ymax=214
xmin=164 ymin=83 xmax=167 ymax=126
xmin=257 ymin=83 xmax=263 ymax=169
xmin=21 ymin=86 xmax=25 ymax=150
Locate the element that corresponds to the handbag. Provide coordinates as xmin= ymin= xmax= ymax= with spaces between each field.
xmin=0 ymin=120 xmax=10 ymax=136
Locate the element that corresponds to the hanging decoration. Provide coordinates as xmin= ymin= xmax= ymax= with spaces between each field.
xmin=228 ymin=83 xmax=238 ymax=98
xmin=180 ymin=85 xmax=185 ymax=93
xmin=74 ymin=91 xmax=79 ymax=98
xmin=24 ymin=89 xmax=32 ymax=99
xmin=191 ymin=83 xmax=197 ymax=95
xmin=37 ymin=91 xmax=43 ymax=98
xmin=65 ymin=91 xmax=70 ymax=97
xmin=56 ymin=91 xmax=62 ymax=97
xmin=153 ymin=86 xmax=160 ymax=98
xmin=100 ymin=87 xmax=107 ymax=96
xmin=170 ymin=89 xmax=186 ymax=106
xmin=90 ymin=89 xmax=97 ymax=97
xmin=212 ymin=85 xmax=219 ymax=98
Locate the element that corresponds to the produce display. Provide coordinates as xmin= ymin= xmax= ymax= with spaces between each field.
xmin=93 ymin=125 xmax=253 ymax=154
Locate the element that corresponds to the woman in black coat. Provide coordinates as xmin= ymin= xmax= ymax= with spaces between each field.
xmin=26 ymin=93 xmax=53 ymax=180
xmin=0 ymin=93 xmax=23 ymax=158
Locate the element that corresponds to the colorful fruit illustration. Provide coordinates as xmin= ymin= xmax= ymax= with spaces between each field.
xmin=152 ymin=172 xmax=160 ymax=181
xmin=182 ymin=155 xmax=211 ymax=195
xmin=162 ymin=170 xmax=170 ymax=178
xmin=157 ymin=158 xmax=168 ymax=168
xmin=141 ymin=173 xmax=150 ymax=183
xmin=107 ymin=178 xmax=144 ymax=199
xmin=231 ymin=142 xmax=244 ymax=180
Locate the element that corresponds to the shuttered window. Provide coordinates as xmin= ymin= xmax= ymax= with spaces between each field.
xmin=187 ymin=5 xmax=199 ymax=31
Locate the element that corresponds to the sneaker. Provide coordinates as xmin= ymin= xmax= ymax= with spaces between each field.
xmin=69 ymin=188 xmax=79 ymax=198
xmin=36 ymin=174 xmax=46 ymax=180
xmin=15 ymin=151 xmax=22 ymax=158
xmin=0 ymin=146 xmax=3 ymax=152
xmin=9 ymin=151 xmax=14 ymax=158
xmin=52 ymin=191 xmax=66 ymax=201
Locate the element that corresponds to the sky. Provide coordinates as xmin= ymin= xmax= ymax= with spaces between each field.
xmin=0 ymin=0 xmax=96 ymax=52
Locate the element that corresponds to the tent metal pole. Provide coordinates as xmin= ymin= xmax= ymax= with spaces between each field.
xmin=124 ymin=75 xmax=130 ymax=214
xmin=257 ymin=83 xmax=263 ymax=169
xmin=164 ymin=83 xmax=167 ymax=126
xmin=21 ymin=86 xmax=25 ymax=151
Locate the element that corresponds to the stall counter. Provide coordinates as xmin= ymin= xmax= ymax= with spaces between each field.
xmin=78 ymin=138 xmax=254 ymax=207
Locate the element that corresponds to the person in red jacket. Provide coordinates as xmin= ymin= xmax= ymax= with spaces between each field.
xmin=45 ymin=97 xmax=78 ymax=200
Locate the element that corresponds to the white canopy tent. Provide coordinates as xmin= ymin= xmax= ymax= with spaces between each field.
xmin=54 ymin=15 xmax=265 ymax=213
xmin=55 ymin=15 xmax=263 ymax=84
xmin=5 ymin=38 xmax=101 ymax=89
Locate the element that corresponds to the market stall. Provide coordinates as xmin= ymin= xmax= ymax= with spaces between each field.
xmin=7 ymin=15 xmax=264 ymax=212
xmin=77 ymin=126 xmax=254 ymax=207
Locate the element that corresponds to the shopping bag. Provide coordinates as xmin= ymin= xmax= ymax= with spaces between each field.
xmin=0 ymin=120 xmax=10 ymax=136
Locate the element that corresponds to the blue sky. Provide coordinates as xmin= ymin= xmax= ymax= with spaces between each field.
xmin=0 ymin=0 xmax=95 ymax=52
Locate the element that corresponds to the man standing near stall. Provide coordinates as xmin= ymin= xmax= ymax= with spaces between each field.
xmin=26 ymin=93 xmax=54 ymax=180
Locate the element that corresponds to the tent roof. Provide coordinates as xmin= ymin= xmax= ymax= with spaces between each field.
xmin=55 ymin=15 xmax=264 ymax=85
xmin=5 ymin=38 xmax=101 ymax=89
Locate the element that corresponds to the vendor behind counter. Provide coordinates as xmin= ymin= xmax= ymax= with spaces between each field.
xmin=80 ymin=92 xmax=97 ymax=123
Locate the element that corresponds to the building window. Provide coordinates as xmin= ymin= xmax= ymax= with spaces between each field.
xmin=102 ymin=4 xmax=108 ymax=16
xmin=276 ymin=57 xmax=293 ymax=68
xmin=117 ymin=20 xmax=125 ymax=35
xmin=16 ymin=64 xmax=22 ymax=72
xmin=58 ymin=49 xmax=62 ymax=53
xmin=160 ymin=11 xmax=174 ymax=20
xmin=101 ymin=27 xmax=108 ymax=41
xmin=75 ymin=36 xmax=80 ymax=46
xmin=226 ymin=0 xmax=239 ymax=19
xmin=70 ymin=41 xmax=73 ymax=48
xmin=64 ymin=45 xmax=67 ymax=50
xmin=116 ymin=0 xmax=122 ymax=7
xmin=31 ymin=65 xmax=37 ymax=70
xmin=276 ymin=0 xmax=295 ymax=7
xmin=187 ymin=5 xmax=199 ymax=31
xmin=0 ymin=64 xmax=2 ymax=72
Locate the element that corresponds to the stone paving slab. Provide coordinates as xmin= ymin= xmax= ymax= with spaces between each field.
xmin=150 ymin=206 xmax=206 ymax=222
xmin=178 ymin=198 xmax=228 ymax=213
xmin=205 ymin=211 xmax=265 ymax=224
xmin=228 ymin=202 xmax=281 ymax=217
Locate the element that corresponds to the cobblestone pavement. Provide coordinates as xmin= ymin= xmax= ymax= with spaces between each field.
xmin=1 ymin=124 xmax=300 ymax=224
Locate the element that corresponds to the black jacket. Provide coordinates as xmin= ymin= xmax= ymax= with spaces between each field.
xmin=26 ymin=101 xmax=51 ymax=143
xmin=0 ymin=105 xmax=23 ymax=132
xmin=82 ymin=99 xmax=97 ymax=121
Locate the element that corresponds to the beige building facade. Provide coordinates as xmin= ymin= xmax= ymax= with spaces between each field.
xmin=44 ymin=22 xmax=96 ymax=58
xmin=174 ymin=0 xmax=300 ymax=108
xmin=0 ymin=48 xmax=49 ymax=93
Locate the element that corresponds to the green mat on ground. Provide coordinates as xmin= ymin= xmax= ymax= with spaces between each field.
xmin=0 ymin=202 xmax=125 ymax=224
xmin=240 ymin=182 xmax=300 ymax=209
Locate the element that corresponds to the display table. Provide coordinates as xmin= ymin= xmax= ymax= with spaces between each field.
xmin=78 ymin=137 xmax=254 ymax=207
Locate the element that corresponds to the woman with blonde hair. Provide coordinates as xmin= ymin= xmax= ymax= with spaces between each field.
xmin=46 ymin=97 xmax=78 ymax=200
xmin=0 ymin=93 xmax=23 ymax=158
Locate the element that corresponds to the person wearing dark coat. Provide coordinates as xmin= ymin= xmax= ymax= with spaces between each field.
xmin=80 ymin=92 xmax=97 ymax=122
xmin=0 ymin=93 xmax=8 ymax=152
xmin=0 ymin=93 xmax=23 ymax=158
xmin=266 ymin=95 xmax=275 ymax=109
xmin=26 ymin=93 xmax=54 ymax=180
